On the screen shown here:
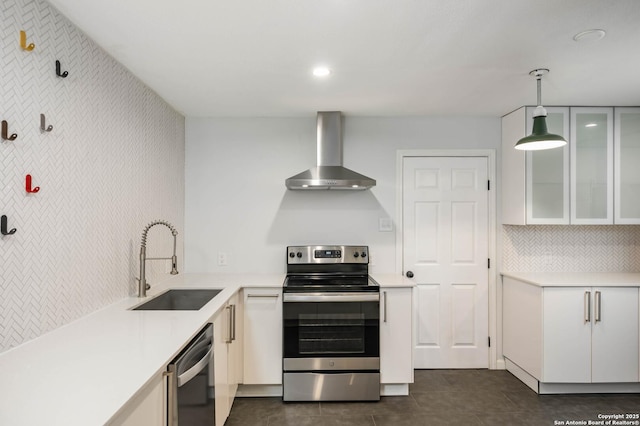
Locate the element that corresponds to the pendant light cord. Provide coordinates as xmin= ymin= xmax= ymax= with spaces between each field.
xmin=536 ymin=75 xmax=542 ymax=107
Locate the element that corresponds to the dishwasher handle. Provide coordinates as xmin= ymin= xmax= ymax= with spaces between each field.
xmin=176 ymin=338 xmax=213 ymax=387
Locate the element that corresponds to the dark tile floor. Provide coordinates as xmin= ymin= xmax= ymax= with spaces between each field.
xmin=226 ymin=370 xmax=640 ymax=426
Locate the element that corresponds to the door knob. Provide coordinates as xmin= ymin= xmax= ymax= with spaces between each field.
xmin=406 ymin=271 xmax=414 ymax=278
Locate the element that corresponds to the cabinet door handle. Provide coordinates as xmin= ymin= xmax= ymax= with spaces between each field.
xmin=383 ymin=291 xmax=388 ymax=323
xmin=584 ymin=291 xmax=591 ymax=323
xmin=163 ymin=369 xmax=177 ymax=426
xmin=595 ymin=291 xmax=601 ymax=323
xmin=226 ymin=305 xmax=233 ymax=343
xmin=247 ymin=294 xmax=280 ymax=298
xmin=231 ymin=303 xmax=236 ymax=341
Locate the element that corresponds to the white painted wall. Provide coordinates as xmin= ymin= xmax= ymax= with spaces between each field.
xmin=185 ymin=116 xmax=500 ymax=274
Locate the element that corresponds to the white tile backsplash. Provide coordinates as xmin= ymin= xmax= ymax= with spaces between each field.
xmin=502 ymin=225 xmax=640 ymax=272
xmin=0 ymin=0 xmax=184 ymax=352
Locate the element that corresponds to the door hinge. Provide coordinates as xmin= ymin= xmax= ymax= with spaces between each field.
xmin=487 ymin=180 xmax=490 ymax=190
xmin=487 ymin=258 xmax=490 ymax=269
xmin=488 ymin=336 xmax=491 ymax=347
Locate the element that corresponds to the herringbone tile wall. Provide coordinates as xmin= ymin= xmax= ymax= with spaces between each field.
xmin=0 ymin=0 xmax=185 ymax=352
xmin=502 ymin=225 xmax=640 ymax=272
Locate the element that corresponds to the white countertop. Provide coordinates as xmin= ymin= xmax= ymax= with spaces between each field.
xmin=370 ymin=273 xmax=416 ymax=288
xmin=0 ymin=273 xmax=282 ymax=426
xmin=0 ymin=272 xmax=405 ymax=426
xmin=501 ymin=271 xmax=640 ymax=287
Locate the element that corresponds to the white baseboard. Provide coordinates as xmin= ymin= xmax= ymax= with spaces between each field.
xmin=380 ymin=384 xmax=409 ymax=396
xmin=505 ymin=358 xmax=640 ymax=394
xmin=236 ymin=384 xmax=282 ymax=397
xmin=539 ymin=382 xmax=640 ymax=394
xmin=505 ymin=358 xmax=539 ymax=393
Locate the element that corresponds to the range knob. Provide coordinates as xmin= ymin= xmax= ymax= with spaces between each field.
xmin=289 ymin=252 xmax=295 ymax=258
xmin=296 ymin=252 xmax=302 ymax=258
xmin=361 ymin=252 xmax=367 ymax=258
xmin=353 ymin=252 xmax=359 ymax=258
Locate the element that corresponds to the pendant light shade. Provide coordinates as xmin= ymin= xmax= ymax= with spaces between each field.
xmin=515 ymin=69 xmax=567 ymax=151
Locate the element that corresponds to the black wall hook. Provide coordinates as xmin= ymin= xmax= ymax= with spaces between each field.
xmin=2 ymin=120 xmax=18 ymax=141
xmin=55 ymin=60 xmax=68 ymax=78
xmin=1 ymin=215 xmax=17 ymax=235
xmin=40 ymin=114 xmax=53 ymax=132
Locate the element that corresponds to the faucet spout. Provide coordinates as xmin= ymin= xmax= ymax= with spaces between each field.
xmin=138 ymin=220 xmax=179 ymax=297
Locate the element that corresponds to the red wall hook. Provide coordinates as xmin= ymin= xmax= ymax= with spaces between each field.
xmin=26 ymin=174 xmax=40 ymax=193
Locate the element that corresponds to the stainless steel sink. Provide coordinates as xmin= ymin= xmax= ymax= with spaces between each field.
xmin=132 ymin=289 xmax=222 ymax=311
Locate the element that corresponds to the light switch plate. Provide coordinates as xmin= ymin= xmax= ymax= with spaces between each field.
xmin=379 ymin=218 xmax=393 ymax=232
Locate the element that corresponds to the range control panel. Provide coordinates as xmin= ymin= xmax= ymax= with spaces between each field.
xmin=287 ymin=245 xmax=369 ymax=264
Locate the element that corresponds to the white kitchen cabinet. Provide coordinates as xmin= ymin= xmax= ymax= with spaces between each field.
xmin=380 ymin=287 xmax=413 ymax=388
xmin=570 ymin=107 xmax=614 ymax=224
xmin=107 ymin=372 xmax=164 ymax=426
xmin=502 ymin=106 xmax=570 ymax=225
xmin=541 ymin=287 xmax=591 ymax=382
xmin=503 ymin=276 xmax=640 ymax=393
xmin=242 ymin=288 xmax=282 ymax=385
xmin=614 ymin=107 xmax=640 ymax=224
xmin=213 ymin=291 xmax=242 ymax=426
xmin=503 ymin=106 xmax=640 ymax=225
xmin=590 ymin=288 xmax=639 ymax=382
xmin=543 ymin=287 xmax=639 ymax=383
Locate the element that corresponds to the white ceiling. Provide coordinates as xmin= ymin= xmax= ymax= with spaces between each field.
xmin=47 ymin=0 xmax=640 ymax=118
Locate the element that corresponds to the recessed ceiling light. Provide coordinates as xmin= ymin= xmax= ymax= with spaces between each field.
xmin=312 ymin=67 xmax=331 ymax=77
xmin=585 ymin=123 xmax=598 ymax=128
xmin=573 ymin=29 xmax=606 ymax=42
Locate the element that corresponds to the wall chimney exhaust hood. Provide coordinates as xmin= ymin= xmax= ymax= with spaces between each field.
xmin=285 ymin=111 xmax=376 ymax=190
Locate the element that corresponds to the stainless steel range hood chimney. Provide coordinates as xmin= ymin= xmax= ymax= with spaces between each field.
xmin=285 ymin=111 xmax=376 ymax=190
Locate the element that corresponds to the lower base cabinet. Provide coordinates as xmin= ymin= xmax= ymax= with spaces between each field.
xmin=503 ymin=276 xmax=640 ymax=393
xmin=213 ymin=291 xmax=242 ymax=426
xmin=107 ymin=373 xmax=165 ymax=426
xmin=380 ymin=287 xmax=413 ymax=387
xmin=242 ymin=288 xmax=282 ymax=385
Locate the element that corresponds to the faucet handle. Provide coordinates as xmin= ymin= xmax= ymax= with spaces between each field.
xmin=135 ymin=278 xmax=151 ymax=291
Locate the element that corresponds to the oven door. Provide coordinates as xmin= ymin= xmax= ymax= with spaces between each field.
xmin=283 ymin=292 xmax=380 ymax=362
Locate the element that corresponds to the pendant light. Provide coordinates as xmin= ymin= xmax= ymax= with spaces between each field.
xmin=515 ymin=69 xmax=567 ymax=151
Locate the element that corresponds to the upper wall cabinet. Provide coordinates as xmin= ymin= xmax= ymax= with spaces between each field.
xmin=614 ymin=108 xmax=640 ymax=224
xmin=570 ymin=108 xmax=613 ymax=224
xmin=502 ymin=106 xmax=570 ymax=225
xmin=502 ymin=106 xmax=639 ymax=225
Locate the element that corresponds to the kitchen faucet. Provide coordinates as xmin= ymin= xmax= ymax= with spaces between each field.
xmin=137 ymin=220 xmax=179 ymax=297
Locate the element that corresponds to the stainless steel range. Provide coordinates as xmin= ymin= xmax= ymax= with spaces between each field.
xmin=282 ymin=245 xmax=380 ymax=402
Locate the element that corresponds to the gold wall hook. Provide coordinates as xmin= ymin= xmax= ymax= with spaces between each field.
xmin=20 ymin=30 xmax=35 ymax=51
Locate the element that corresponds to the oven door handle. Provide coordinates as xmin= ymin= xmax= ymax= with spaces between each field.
xmin=283 ymin=293 xmax=379 ymax=302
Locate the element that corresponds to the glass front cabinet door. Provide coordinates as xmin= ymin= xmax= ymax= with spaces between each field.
xmin=615 ymin=107 xmax=640 ymax=224
xmin=526 ymin=107 xmax=570 ymax=224
xmin=570 ymin=107 xmax=614 ymax=224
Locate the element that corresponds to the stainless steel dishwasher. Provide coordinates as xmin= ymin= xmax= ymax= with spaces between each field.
xmin=166 ymin=323 xmax=215 ymax=426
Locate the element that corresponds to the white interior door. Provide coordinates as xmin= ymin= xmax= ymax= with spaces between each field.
xmin=403 ymin=156 xmax=489 ymax=368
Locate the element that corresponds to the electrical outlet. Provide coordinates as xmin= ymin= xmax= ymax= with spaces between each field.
xmin=543 ymin=251 xmax=553 ymax=266
xmin=218 ymin=252 xmax=228 ymax=266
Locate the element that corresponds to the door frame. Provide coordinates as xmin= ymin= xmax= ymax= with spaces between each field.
xmin=395 ymin=149 xmax=499 ymax=370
